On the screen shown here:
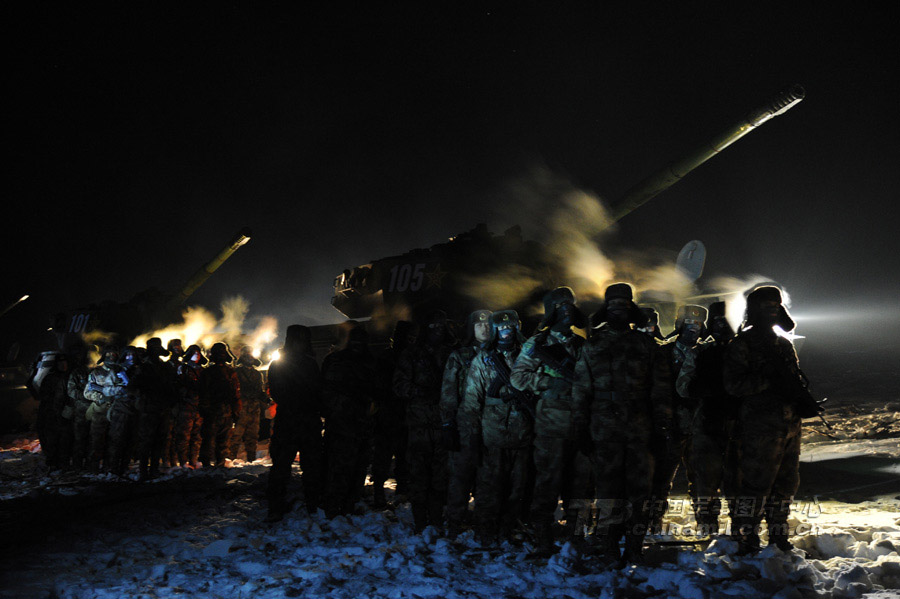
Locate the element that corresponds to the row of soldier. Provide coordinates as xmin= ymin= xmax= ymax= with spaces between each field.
xmin=265 ymin=282 xmax=810 ymax=564
xmin=33 ymin=280 xmax=808 ymax=563
xmin=33 ymin=339 xmax=270 ymax=480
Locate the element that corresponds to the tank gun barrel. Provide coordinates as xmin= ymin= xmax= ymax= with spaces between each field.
xmin=170 ymin=227 xmax=252 ymax=306
xmin=611 ymin=85 xmax=805 ymax=222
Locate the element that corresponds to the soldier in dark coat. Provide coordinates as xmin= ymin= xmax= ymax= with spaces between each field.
xmin=441 ymin=309 xmax=490 ymax=535
xmin=322 ymin=323 xmax=376 ymax=518
xmin=230 ymin=345 xmax=267 ymax=462
xmin=724 ymin=286 xmax=806 ymax=554
xmin=134 ymin=337 xmax=177 ymax=480
xmin=684 ymin=301 xmax=738 ymax=536
xmin=511 ymin=287 xmax=589 ymax=552
xmin=572 ymin=283 xmax=672 ymax=566
xmin=393 ymin=310 xmax=454 ymax=532
xmin=266 ymin=325 xmax=324 ymax=521
xmin=65 ymin=343 xmax=92 ymax=471
xmin=199 ymin=342 xmax=241 ymax=468
xmin=35 ymin=352 xmax=70 ymax=470
xmin=372 ymin=320 xmax=418 ymax=507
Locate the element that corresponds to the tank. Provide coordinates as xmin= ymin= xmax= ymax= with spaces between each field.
xmin=330 ymin=87 xmax=805 ymax=329
xmin=51 ymin=227 xmax=253 ymax=349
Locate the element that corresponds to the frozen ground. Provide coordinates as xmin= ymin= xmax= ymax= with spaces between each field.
xmin=1 ymin=403 xmax=899 ymax=599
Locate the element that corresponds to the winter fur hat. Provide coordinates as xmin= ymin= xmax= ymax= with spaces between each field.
xmin=489 ymin=309 xmax=526 ymax=346
xmin=462 ymin=309 xmax=492 ymax=346
xmin=745 ymin=286 xmax=796 ymax=331
xmin=674 ymin=305 xmax=709 ymax=334
xmin=284 ymin=325 xmax=312 ymax=355
xmin=540 ymin=287 xmax=587 ymax=330
xmin=592 ymin=282 xmax=648 ymax=328
xmin=184 ymin=344 xmax=208 ymax=366
xmin=146 ymin=337 xmax=170 ymax=358
xmin=237 ymin=345 xmax=262 ymax=368
xmin=707 ymin=301 xmax=735 ymax=339
xmin=209 ymin=342 xmax=235 ymax=363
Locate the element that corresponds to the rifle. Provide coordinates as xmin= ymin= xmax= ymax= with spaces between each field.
xmin=762 ymin=342 xmax=830 ymax=429
xmin=485 ymin=350 xmax=538 ymax=422
xmin=533 ymin=339 xmax=577 ymax=384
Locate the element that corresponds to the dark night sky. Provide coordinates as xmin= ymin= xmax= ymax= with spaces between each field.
xmin=4 ymin=3 xmax=899 ymax=356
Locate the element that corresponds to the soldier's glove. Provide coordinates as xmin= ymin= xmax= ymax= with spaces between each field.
xmin=441 ymin=420 xmax=461 ymax=452
xmin=116 ymin=371 xmax=130 ymax=386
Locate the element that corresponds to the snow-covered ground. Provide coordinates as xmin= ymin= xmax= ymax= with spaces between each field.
xmin=2 ymin=403 xmax=899 ymax=599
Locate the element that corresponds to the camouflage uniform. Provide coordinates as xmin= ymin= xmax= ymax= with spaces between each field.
xmin=685 ymin=337 xmax=738 ymax=533
xmin=393 ymin=340 xmax=452 ymax=530
xmin=460 ymin=344 xmax=532 ymax=539
xmin=199 ymin=358 xmax=242 ymax=467
xmin=440 ymin=343 xmax=481 ymax=528
xmin=648 ymin=337 xmax=702 ymax=531
xmin=105 ymin=361 xmax=141 ymax=476
xmin=572 ymin=323 xmax=672 ymax=560
xmin=322 ymin=342 xmax=376 ymax=518
xmin=266 ymin=327 xmax=324 ymax=518
xmin=723 ymin=326 xmax=801 ymax=548
xmin=66 ymin=364 xmax=92 ymax=470
xmin=511 ymin=329 xmax=590 ymax=543
xmin=84 ymin=361 xmax=129 ymax=472
xmin=172 ymin=360 xmax=204 ymax=466
xmin=231 ymin=360 xmax=267 ymax=461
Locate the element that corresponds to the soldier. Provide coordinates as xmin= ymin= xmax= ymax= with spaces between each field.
xmin=572 ymin=283 xmax=672 ymax=566
xmin=685 ymin=301 xmax=737 ymax=537
xmin=66 ymin=343 xmax=93 ymax=471
xmin=637 ymin=307 xmax=666 ymax=341
xmin=648 ymin=304 xmax=708 ymax=533
xmin=35 ymin=352 xmax=69 ymax=470
xmin=83 ymin=345 xmax=123 ymax=473
xmin=231 ymin=345 xmax=267 ymax=462
xmin=724 ymin=286 xmax=807 ymax=554
xmin=441 ymin=309 xmax=491 ymax=535
xmin=266 ymin=325 xmax=324 ymax=521
xmin=322 ymin=323 xmax=376 ymax=518
xmin=372 ymin=320 xmax=418 ymax=508
xmin=105 ymin=346 xmax=142 ymax=477
xmin=393 ymin=310 xmax=454 ymax=532
xmin=460 ymin=310 xmax=532 ymax=545
xmin=511 ymin=287 xmax=589 ymax=552
xmin=199 ymin=342 xmax=242 ymax=468
xmin=162 ymin=338 xmax=184 ymax=467
xmin=133 ymin=338 xmax=177 ymax=480
xmin=172 ymin=344 xmax=206 ymax=467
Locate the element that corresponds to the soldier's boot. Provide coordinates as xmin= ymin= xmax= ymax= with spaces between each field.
xmin=372 ymin=480 xmax=387 ymax=509
xmin=619 ymin=529 xmax=647 ymax=567
xmin=768 ymin=521 xmax=794 ymax=551
xmin=593 ymin=524 xmax=624 ymax=568
xmin=266 ymin=496 xmax=287 ymax=523
xmin=530 ymin=521 xmax=556 ymax=556
xmin=412 ymin=502 xmax=429 ymax=533
xmin=734 ymin=520 xmax=762 ymax=555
